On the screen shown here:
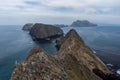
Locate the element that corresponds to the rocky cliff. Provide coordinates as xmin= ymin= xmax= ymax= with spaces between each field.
xmin=30 ymin=23 xmax=63 ymax=41
xmin=11 ymin=29 xmax=119 ymax=80
xmin=22 ymin=23 xmax=34 ymax=31
xmin=71 ymin=20 xmax=97 ymax=27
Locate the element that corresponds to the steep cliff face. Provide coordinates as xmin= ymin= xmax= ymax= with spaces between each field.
xmin=30 ymin=23 xmax=63 ymax=41
xmin=11 ymin=29 xmax=117 ymax=80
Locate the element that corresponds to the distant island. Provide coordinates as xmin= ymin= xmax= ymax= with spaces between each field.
xmin=71 ymin=20 xmax=97 ymax=27
xmin=54 ymin=24 xmax=69 ymax=27
xmin=22 ymin=20 xmax=97 ymax=30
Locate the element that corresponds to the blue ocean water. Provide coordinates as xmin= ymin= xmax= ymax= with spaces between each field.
xmin=0 ymin=25 xmax=120 ymax=79
xmin=0 ymin=25 xmax=57 ymax=80
xmin=62 ymin=26 xmax=120 ymax=54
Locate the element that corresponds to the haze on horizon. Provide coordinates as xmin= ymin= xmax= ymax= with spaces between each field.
xmin=0 ymin=0 xmax=120 ymax=25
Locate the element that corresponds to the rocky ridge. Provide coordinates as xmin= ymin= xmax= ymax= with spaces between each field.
xmin=11 ymin=29 xmax=119 ymax=80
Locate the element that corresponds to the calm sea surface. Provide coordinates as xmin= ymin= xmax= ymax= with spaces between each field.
xmin=0 ymin=25 xmax=120 ymax=79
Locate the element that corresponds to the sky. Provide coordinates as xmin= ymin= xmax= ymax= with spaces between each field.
xmin=0 ymin=0 xmax=120 ymax=25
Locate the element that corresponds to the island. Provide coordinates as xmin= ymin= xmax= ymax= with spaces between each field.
xmin=71 ymin=20 xmax=97 ymax=27
xmin=29 ymin=23 xmax=64 ymax=41
xmin=11 ymin=29 xmax=119 ymax=80
xmin=22 ymin=20 xmax=97 ymax=32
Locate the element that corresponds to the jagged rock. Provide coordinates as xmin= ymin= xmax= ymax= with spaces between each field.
xmin=71 ymin=20 xmax=97 ymax=27
xmin=30 ymin=23 xmax=63 ymax=41
xmin=22 ymin=23 xmax=34 ymax=31
xmin=11 ymin=29 xmax=118 ymax=80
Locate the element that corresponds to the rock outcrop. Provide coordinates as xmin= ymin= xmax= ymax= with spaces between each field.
xmin=22 ymin=23 xmax=34 ymax=31
xmin=30 ymin=23 xmax=63 ymax=41
xmin=11 ymin=29 xmax=119 ymax=80
xmin=71 ymin=20 xmax=97 ymax=27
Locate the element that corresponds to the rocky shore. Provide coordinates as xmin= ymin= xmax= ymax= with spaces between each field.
xmin=11 ymin=29 xmax=120 ymax=80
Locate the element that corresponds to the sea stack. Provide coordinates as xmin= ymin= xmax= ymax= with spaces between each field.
xmin=11 ymin=29 xmax=119 ymax=80
xmin=29 ymin=23 xmax=64 ymax=41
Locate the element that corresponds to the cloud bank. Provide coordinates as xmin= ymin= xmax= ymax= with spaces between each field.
xmin=0 ymin=0 xmax=120 ymax=25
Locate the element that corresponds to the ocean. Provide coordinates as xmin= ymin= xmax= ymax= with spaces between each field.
xmin=0 ymin=25 xmax=120 ymax=80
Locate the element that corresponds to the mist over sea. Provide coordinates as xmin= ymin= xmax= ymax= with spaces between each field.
xmin=0 ymin=25 xmax=120 ymax=80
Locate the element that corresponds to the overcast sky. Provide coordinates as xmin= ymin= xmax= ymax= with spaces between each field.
xmin=0 ymin=0 xmax=120 ymax=25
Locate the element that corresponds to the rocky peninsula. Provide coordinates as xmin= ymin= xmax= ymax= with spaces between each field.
xmin=11 ymin=29 xmax=119 ymax=80
xmin=29 ymin=23 xmax=63 ymax=41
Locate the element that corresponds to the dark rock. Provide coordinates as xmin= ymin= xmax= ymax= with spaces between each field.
xmin=11 ymin=29 xmax=116 ymax=80
xmin=71 ymin=20 xmax=97 ymax=27
xmin=30 ymin=23 xmax=64 ymax=41
xmin=93 ymin=68 xmax=120 ymax=80
xmin=22 ymin=23 xmax=34 ymax=31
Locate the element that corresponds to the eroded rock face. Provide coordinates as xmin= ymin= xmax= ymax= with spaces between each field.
xmin=30 ymin=23 xmax=63 ymax=41
xmin=22 ymin=23 xmax=34 ymax=31
xmin=71 ymin=20 xmax=97 ymax=27
xmin=11 ymin=29 xmax=118 ymax=80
